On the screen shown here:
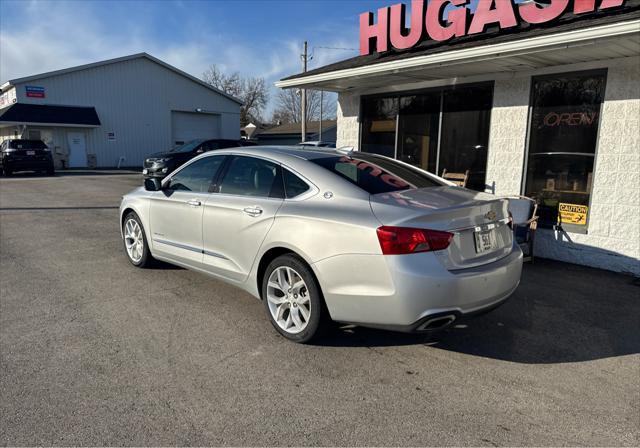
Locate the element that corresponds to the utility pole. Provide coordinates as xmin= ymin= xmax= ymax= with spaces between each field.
xmin=301 ymin=41 xmax=308 ymax=142
xmin=319 ymin=90 xmax=323 ymax=141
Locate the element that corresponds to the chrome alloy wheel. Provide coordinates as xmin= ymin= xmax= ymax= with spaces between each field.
xmin=124 ymin=218 xmax=144 ymax=263
xmin=266 ymin=266 xmax=311 ymax=334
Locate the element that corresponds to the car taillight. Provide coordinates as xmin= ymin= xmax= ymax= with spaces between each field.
xmin=376 ymin=226 xmax=453 ymax=255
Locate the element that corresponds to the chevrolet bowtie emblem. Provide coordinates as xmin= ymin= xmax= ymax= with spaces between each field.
xmin=485 ymin=210 xmax=497 ymax=221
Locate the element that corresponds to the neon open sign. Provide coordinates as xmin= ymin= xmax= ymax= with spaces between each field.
xmin=360 ymin=0 xmax=626 ymax=56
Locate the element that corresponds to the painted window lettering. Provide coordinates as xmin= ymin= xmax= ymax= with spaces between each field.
xmin=360 ymin=0 xmax=626 ymax=55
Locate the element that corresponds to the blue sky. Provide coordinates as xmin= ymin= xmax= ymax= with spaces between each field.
xmin=0 ymin=0 xmax=398 ymax=115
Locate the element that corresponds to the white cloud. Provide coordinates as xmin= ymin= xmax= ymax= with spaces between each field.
xmin=0 ymin=0 xmax=358 ymax=117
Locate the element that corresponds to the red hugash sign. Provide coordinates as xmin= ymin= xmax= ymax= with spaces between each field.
xmin=360 ymin=0 xmax=626 ymax=55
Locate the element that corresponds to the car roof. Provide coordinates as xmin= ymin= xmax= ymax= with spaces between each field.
xmin=209 ymin=145 xmax=349 ymax=160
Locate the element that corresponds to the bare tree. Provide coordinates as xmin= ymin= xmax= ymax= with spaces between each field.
xmin=272 ymin=89 xmax=336 ymax=124
xmin=202 ymin=65 xmax=268 ymax=126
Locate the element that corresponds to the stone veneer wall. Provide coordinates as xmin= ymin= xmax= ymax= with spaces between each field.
xmin=335 ymin=56 xmax=639 ymax=275
xmin=336 ymin=91 xmax=360 ymax=149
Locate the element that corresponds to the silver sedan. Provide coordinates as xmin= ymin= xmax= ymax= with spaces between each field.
xmin=119 ymin=146 xmax=522 ymax=343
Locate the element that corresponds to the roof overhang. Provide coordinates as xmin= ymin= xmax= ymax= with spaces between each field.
xmin=275 ymin=20 xmax=640 ymax=92
xmin=0 ymin=104 xmax=101 ymax=127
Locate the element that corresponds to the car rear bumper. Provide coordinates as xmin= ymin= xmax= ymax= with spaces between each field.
xmin=3 ymin=157 xmax=53 ymax=172
xmin=313 ymin=244 xmax=523 ymax=331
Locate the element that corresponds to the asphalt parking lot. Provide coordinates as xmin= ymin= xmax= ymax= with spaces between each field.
xmin=1 ymin=172 xmax=638 ymax=446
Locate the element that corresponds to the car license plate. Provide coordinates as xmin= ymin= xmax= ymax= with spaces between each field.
xmin=26 ymin=150 xmax=35 ymax=156
xmin=474 ymin=228 xmax=497 ymax=254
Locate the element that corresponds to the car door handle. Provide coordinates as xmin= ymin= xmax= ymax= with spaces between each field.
xmin=243 ymin=206 xmax=263 ymax=217
xmin=187 ymin=199 xmax=202 ymax=207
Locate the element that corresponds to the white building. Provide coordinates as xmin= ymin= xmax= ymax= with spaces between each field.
xmin=277 ymin=2 xmax=640 ymax=275
xmin=0 ymin=53 xmax=242 ymax=168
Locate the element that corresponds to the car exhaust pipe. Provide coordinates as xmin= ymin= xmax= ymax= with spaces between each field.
xmin=417 ymin=314 xmax=457 ymax=331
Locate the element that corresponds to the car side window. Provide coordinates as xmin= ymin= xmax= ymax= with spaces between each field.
xmin=201 ymin=141 xmax=219 ymax=152
xmin=167 ymin=156 xmax=224 ymax=193
xmin=283 ymin=169 xmax=310 ymax=198
xmin=218 ymin=156 xmax=280 ymax=198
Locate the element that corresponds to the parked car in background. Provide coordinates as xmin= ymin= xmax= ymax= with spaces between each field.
xmin=297 ymin=141 xmax=336 ymax=148
xmin=1 ymin=139 xmax=55 ymax=176
xmin=121 ymin=146 xmax=523 ymax=343
xmin=143 ymin=138 xmax=256 ymax=178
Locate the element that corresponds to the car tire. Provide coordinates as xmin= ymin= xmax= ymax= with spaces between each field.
xmin=46 ymin=166 xmax=55 ymax=176
xmin=122 ymin=212 xmax=154 ymax=268
xmin=262 ymin=254 xmax=328 ymax=343
xmin=3 ymin=168 xmax=11 ymax=177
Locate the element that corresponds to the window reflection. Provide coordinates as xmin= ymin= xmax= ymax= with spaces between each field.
xmin=361 ymin=97 xmax=398 ymax=158
xmin=439 ymin=86 xmax=493 ymax=192
xmin=360 ymin=83 xmax=493 ymax=192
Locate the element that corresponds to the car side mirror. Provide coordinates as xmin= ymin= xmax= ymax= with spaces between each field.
xmin=144 ymin=177 xmax=162 ymax=191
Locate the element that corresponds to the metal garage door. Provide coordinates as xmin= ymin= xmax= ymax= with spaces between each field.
xmin=171 ymin=111 xmax=220 ymax=146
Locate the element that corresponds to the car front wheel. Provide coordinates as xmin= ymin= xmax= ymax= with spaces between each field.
xmin=123 ymin=212 xmax=153 ymax=267
xmin=262 ymin=254 xmax=327 ymax=343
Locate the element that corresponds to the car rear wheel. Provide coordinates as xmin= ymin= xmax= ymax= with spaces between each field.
xmin=123 ymin=212 xmax=153 ymax=268
xmin=262 ymin=254 xmax=327 ymax=343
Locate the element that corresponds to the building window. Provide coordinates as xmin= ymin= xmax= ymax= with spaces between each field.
xmin=397 ymin=92 xmax=440 ymax=174
xmin=361 ymin=96 xmax=398 ymax=158
xmin=524 ymin=70 xmax=607 ymax=232
xmin=439 ymin=85 xmax=493 ymax=192
xmin=360 ymin=82 xmax=493 ymax=192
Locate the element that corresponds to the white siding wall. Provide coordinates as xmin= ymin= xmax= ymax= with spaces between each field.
xmin=11 ymin=57 xmax=240 ymax=167
xmin=335 ymin=56 xmax=640 ymax=274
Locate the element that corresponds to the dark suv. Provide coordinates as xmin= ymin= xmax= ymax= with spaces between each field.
xmin=143 ymin=138 xmax=256 ymax=178
xmin=1 ymin=139 xmax=55 ymax=176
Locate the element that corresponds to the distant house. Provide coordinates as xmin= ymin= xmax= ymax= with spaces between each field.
xmin=254 ymin=120 xmax=337 ymax=146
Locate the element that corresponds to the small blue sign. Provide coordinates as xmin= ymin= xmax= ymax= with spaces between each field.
xmin=25 ymin=86 xmax=45 ymax=98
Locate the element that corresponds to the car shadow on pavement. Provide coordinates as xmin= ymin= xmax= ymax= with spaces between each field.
xmin=2 ymin=170 xmax=140 ymax=178
xmin=318 ymin=259 xmax=640 ymax=364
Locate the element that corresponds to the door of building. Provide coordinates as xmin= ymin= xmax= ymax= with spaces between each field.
xmin=67 ymin=132 xmax=87 ymax=167
xmin=171 ymin=111 xmax=220 ymax=147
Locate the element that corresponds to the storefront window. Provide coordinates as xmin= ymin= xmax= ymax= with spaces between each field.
xmin=397 ymin=93 xmax=440 ymax=173
xmin=524 ymin=70 xmax=607 ymax=232
xmin=361 ymin=96 xmax=398 ymax=158
xmin=360 ymin=83 xmax=493 ymax=192
xmin=439 ymin=85 xmax=493 ymax=192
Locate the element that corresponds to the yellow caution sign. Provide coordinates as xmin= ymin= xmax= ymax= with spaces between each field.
xmin=559 ymin=203 xmax=588 ymax=225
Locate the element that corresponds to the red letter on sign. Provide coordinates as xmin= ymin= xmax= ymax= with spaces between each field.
xmin=360 ymin=7 xmax=390 ymax=55
xmin=573 ymin=0 xmax=596 ymax=13
xmin=426 ymin=0 xmax=469 ymax=42
xmin=390 ymin=0 xmax=425 ymax=50
xmin=519 ymin=0 xmax=568 ymax=24
xmin=468 ymin=0 xmax=517 ymax=35
xmin=600 ymin=0 xmax=625 ymax=9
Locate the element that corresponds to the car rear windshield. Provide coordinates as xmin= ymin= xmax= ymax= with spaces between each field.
xmin=310 ymin=154 xmax=441 ymax=194
xmin=8 ymin=140 xmax=47 ymax=149
xmin=169 ymin=139 xmax=205 ymax=153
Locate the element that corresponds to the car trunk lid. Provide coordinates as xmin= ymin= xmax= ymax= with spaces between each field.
xmin=369 ymin=186 xmax=513 ymax=270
